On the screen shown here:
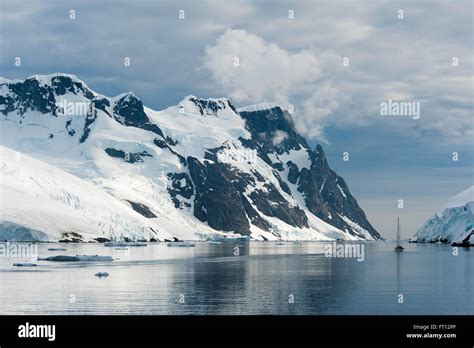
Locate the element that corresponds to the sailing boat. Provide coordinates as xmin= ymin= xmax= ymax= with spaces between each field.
xmin=394 ymin=216 xmax=405 ymax=252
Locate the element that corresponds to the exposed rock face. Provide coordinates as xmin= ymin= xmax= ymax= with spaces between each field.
xmin=0 ymin=75 xmax=93 ymax=116
xmin=104 ymin=148 xmax=152 ymax=163
xmin=187 ymin=96 xmax=238 ymax=116
xmin=126 ymin=200 xmax=157 ymax=218
xmin=113 ymin=92 xmax=149 ymax=127
xmin=239 ymin=106 xmax=381 ymax=239
xmin=301 ymin=145 xmax=380 ymax=239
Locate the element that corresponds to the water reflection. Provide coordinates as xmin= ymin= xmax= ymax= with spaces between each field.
xmin=0 ymin=241 xmax=472 ymax=315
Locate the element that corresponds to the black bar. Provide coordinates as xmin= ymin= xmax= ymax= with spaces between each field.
xmin=0 ymin=315 xmax=472 ymax=347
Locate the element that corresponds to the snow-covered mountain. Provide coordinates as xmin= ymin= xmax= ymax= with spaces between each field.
xmin=413 ymin=186 xmax=474 ymax=244
xmin=0 ymin=73 xmax=380 ymax=242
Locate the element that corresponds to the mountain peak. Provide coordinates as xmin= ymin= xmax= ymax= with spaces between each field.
xmin=114 ymin=91 xmax=138 ymax=102
xmin=314 ymin=144 xmax=325 ymax=155
xmin=27 ymin=73 xmax=80 ymax=84
xmin=0 ymin=73 xmax=96 ymax=116
xmin=178 ymin=95 xmax=238 ymax=117
xmin=113 ymin=91 xmax=149 ymax=127
xmin=1 ymin=73 xmax=85 ymax=88
xmin=3 ymin=73 xmax=96 ymax=98
xmin=311 ymin=144 xmax=329 ymax=168
xmin=239 ymin=103 xmax=309 ymax=153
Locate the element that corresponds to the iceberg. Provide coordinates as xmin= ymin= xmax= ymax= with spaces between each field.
xmin=39 ymin=255 xmax=114 ymax=262
xmin=94 ymin=272 xmax=110 ymax=277
xmin=13 ymin=263 xmax=37 ymax=267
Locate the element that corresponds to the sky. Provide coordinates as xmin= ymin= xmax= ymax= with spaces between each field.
xmin=0 ymin=0 xmax=472 ymax=238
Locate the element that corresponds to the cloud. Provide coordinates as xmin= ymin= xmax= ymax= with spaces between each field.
xmin=202 ymin=29 xmax=321 ymax=102
xmin=202 ymin=29 xmax=344 ymax=141
xmin=272 ymin=130 xmax=288 ymax=145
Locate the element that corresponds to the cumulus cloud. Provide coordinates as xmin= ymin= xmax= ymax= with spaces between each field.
xmin=202 ymin=29 xmax=344 ymax=141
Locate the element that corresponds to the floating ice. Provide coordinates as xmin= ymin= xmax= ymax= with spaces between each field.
xmin=95 ymin=272 xmax=110 ymax=277
xmin=39 ymin=255 xmax=113 ymax=262
xmin=13 ymin=263 xmax=37 ymax=267
xmin=167 ymin=241 xmax=195 ymax=247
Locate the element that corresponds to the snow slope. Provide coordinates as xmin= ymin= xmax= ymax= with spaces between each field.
xmin=0 ymin=145 xmax=175 ymax=242
xmin=413 ymin=186 xmax=474 ymax=244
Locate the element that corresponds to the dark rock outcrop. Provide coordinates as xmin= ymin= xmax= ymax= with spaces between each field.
xmin=104 ymin=148 xmax=152 ymax=163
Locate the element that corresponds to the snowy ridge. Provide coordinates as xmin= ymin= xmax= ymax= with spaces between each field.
xmin=438 ymin=185 xmax=474 ymax=215
xmin=28 ymin=73 xmax=80 ymax=85
xmin=414 ymin=186 xmax=474 ymax=244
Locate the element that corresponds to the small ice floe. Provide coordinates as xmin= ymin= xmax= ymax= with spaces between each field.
xmin=76 ymin=255 xmax=114 ymax=261
xmin=104 ymin=241 xmax=147 ymax=247
xmin=39 ymin=255 xmax=114 ymax=262
xmin=38 ymin=255 xmax=79 ymax=262
xmin=47 ymin=248 xmax=67 ymax=251
xmin=13 ymin=263 xmax=37 ymax=267
xmin=209 ymin=241 xmax=222 ymax=245
xmin=95 ymin=272 xmax=109 ymax=277
xmin=114 ymin=247 xmax=129 ymax=250
xmin=167 ymin=241 xmax=195 ymax=247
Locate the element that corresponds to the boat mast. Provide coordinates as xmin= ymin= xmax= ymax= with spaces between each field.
xmin=397 ymin=216 xmax=400 ymax=244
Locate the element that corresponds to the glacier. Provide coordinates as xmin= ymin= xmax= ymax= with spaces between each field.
xmin=413 ymin=186 xmax=474 ymax=245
